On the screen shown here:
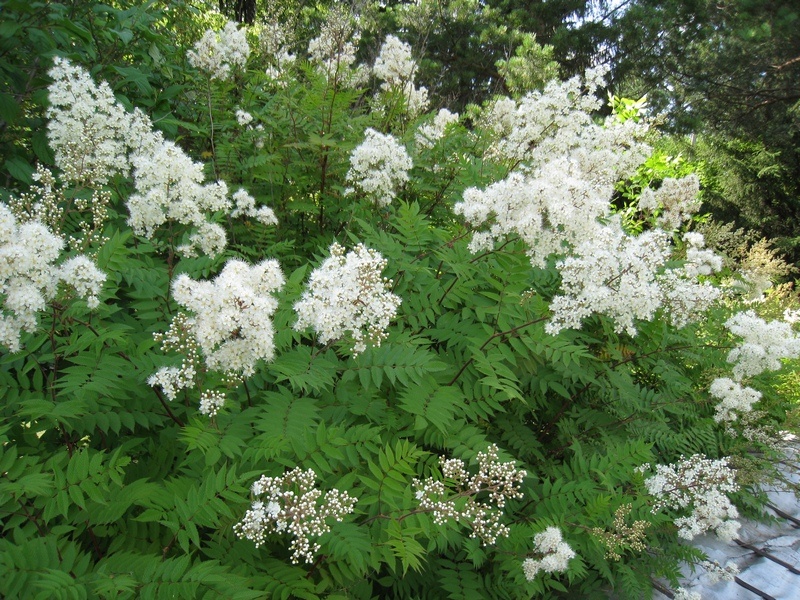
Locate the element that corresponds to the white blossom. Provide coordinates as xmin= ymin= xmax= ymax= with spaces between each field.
xmin=0 ymin=203 xmax=104 ymax=352
xmin=345 ymin=129 xmax=412 ymax=207
xmin=701 ymin=559 xmax=739 ymax=583
xmin=725 ymin=310 xmax=800 ymax=380
xmin=416 ymin=108 xmax=459 ymax=149
xmin=48 ymin=59 xmax=234 ymax=257
xmin=187 ymin=21 xmax=250 ymax=80
xmin=235 ymin=468 xmax=356 ymax=563
xmin=231 ymin=189 xmax=278 ymax=226
xmin=522 ymin=526 xmax=576 ymax=580
xmin=294 ymin=242 xmax=401 ymax=355
xmin=47 ymin=57 xmax=137 ymax=185
xmin=639 ymin=455 xmax=740 ymax=542
xmin=638 ymin=175 xmax=702 ymax=230
xmin=308 ymin=8 xmax=364 ymax=85
xmin=373 ymin=35 xmax=429 ymax=117
xmin=58 ymin=255 xmax=106 ymax=309
xmin=709 ymin=378 xmax=761 ymax=423
xmin=199 ymin=389 xmax=226 ymax=417
xmin=674 ymin=587 xmax=702 ymax=600
xmin=170 ymin=258 xmax=285 ymax=377
xmin=235 ymin=109 xmax=253 ymax=127
xmin=547 ymin=223 xmax=670 ymax=336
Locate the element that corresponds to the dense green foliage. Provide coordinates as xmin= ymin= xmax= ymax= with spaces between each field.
xmin=0 ymin=1 xmax=798 ymax=599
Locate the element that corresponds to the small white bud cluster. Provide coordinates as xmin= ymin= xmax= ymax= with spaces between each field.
xmin=187 ymin=21 xmax=250 ymax=81
xmin=724 ymin=310 xmax=800 ymax=381
xmin=709 ymin=378 xmax=761 ymax=423
xmin=231 ymin=189 xmax=278 ymax=226
xmin=198 ymin=389 xmax=226 ymax=417
xmin=345 ymin=129 xmax=412 ymax=207
xmin=682 ymin=232 xmax=723 ymax=278
xmin=521 ymin=526 xmax=576 ymax=581
xmin=233 ymin=110 xmax=266 ymax=149
xmin=637 ymin=455 xmax=741 ymax=542
xmin=0 ymin=203 xmax=105 ymax=351
xmin=294 ymin=243 xmax=401 ymax=355
xmin=373 ymin=35 xmax=429 ymax=118
xmin=413 ymin=445 xmax=526 ymax=546
xmin=234 ymin=468 xmax=357 ymax=563
xmin=638 ymin=175 xmax=702 ymax=231
xmin=171 ymin=259 xmax=285 ymax=377
xmin=416 ymin=108 xmax=459 ymax=150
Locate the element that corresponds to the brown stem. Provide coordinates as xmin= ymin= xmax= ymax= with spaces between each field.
xmin=153 ymin=387 xmax=184 ymax=427
xmin=448 ymin=316 xmax=550 ymax=386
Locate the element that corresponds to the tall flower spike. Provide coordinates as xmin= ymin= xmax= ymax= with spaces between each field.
xmin=294 ymin=242 xmax=401 ymax=355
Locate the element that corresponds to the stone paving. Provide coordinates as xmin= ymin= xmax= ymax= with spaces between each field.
xmin=654 ymin=442 xmax=800 ymax=600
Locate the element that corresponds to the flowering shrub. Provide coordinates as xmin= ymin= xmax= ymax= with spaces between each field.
xmin=1 ymin=7 xmax=799 ymax=600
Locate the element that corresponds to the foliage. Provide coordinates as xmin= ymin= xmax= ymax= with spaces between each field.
xmin=1 ymin=3 xmax=798 ymax=599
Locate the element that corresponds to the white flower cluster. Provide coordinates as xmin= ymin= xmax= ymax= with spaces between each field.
xmin=638 ymin=175 xmax=702 ymax=231
xmin=547 ymin=224 xmax=670 ymax=336
xmin=416 ymin=108 xmax=459 ymax=149
xmin=235 ymin=109 xmax=253 ymax=127
xmin=682 ymin=232 xmax=724 ymax=278
xmin=230 ymin=189 xmax=278 ymax=226
xmin=148 ymin=312 xmax=200 ymax=401
xmin=47 ymin=57 xmax=141 ymax=185
xmin=198 ymin=389 xmax=226 ymax=417
xmin=0 ymin=203 xmax=105 ymax=351
xmin=521 ymin=526 xmax=576 ymax=581
xmin=673 ymin=587 xmax=701 ymax=600
xmin=170 ymin=259 xmax=284 ymax=377
xmin=700 ymin=559 xmax=739 ymax=583
xmin=128 ymin=141 xmax=230 ymax=257
xmin=724 ymin=310 xmax=800 ymax=380
xmin=308 ymin=8 xmax=364 ymax=85
xmin=483 ymin=65 xmax=646 ymax=170
xmin=413 ymin=445 xmax=526 ymax=545
xmin=294 ymin=242 xmax=401 ymax=355
xmin=187 ymin=21 xmax=250 ymax=80
xmin=234 ymin=467 xmax=356 ymax=563
xmin=259 ymin=19 xmax=296 ymax=81
xmin=638 ymin=455 xmax=741 ymax=542
xmin=456 ymin=69 xmax=722 ymax=336
xmin=373 ymin=35 xmax=417 ymax=85
xmin=48 ymin=59 xmax=273 ymax=258
xmin=345 ymin=129 xmax=412 ymax=207
xmin=709 ymin=378 xmax=761 ymax=423
xmin=373 ymin=35 xmax=429 ymax=118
